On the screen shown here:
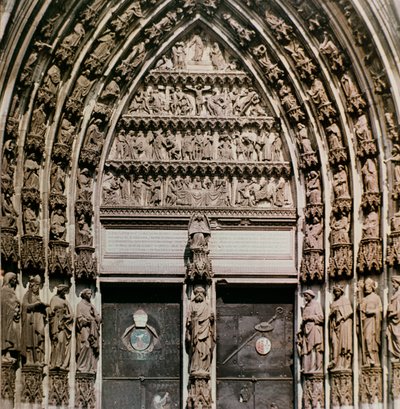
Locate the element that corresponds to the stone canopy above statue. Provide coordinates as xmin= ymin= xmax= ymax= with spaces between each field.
xmin=101 ymin=29 xmax=294 ymax=218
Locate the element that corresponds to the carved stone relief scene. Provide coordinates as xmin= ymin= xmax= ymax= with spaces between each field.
xmin=1 ymin=0 xmax=400 ymax=408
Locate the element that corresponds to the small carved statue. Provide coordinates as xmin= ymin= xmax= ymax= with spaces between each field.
xmin=361 ymin=158 xmax=379 ymax=193
xmin=362 ymin=211 xmax=379 ymax=239
xmin=297 ymin=290 xmax=324 ymax=373
xmin=306 ymin=171 xmax=322 ymax=204
xmin=1 ymin=272 xmax=20 ymax=362
xmin=49 ymin=285 xmax=73 ymax=369
xmin=333 ymin=165 xmax=350 ymax=198
xmin=329 ymin=284 xmax=353 ymax=370
xmin=185 ymin=286 xmax=215 ymax=375
xmin=387 ymin=276 xmax=400 ymax=361
xmin=358 ymin=278 xmax=382 ymax=367
xmin=50 ymin=208 xmax=67 ymax=240
xmin=21 ymin=275 xmax=49 ymax=365
xmin=330 ymin=213 xmax=350 ymax=244
xmin=188 ymin=32 xmax=204 ymax=62
xmin=76 ymin=289 xmax=101 ymax=373
xmin=209 ymin=42 xmax=226 ymax=70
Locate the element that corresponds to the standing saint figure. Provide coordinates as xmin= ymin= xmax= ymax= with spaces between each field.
xmin=1 ymin=272 xmax=20 ymax=362
xmin=76 ymin=289 xmax=101 ymax=373
xmin=185 ymin=286 xmax=215 ymax=375
xmin=297 ymin=290 xmax=324 ymax=373
xmin=387 ymin=276 xmax=400 ymax=361
xmin=49 ymin=285 xmax=73 ymax=369
xmin=358 ymin=278 xmax=382 ymax=367
xmin=329 ymin=284 xmax=353 ymax=370
xmin=21 ymin=275 xmax=49 ymax=365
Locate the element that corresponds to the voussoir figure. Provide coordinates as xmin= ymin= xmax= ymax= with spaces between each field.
xmin=387 ymin=276 xmax=400 ymax=361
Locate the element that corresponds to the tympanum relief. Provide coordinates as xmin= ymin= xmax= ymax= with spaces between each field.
xmin=102 ymin=31 xmax=294 ymax=218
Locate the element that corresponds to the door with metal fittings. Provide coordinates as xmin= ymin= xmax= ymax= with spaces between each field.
xmin=102 ymin=284 xmax=181 ymax=409
xmin=216 ymin=286 xmax=294 ymax=409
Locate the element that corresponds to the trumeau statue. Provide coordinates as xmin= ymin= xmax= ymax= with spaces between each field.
xmin=297 ymin=290 xmax=324 ymax=373
xmin=49 ymin=285 xmax=73 ymax=369
xmin=358 ymin=278 xmax=382 ymax=367
xmin=1 ymin=272 xmax=20 ymax=363
xmin=329 ymin=285 xmax=353 ymax=370
xmin=185 ymin=286 xmax=215 ymax=375
xmin=21 ymin=275 xmax=49 ymax=366
xmin=76 ymin=288 xmax=101 ymax=374
xmin=387 ymin=276 xmax=400 ymax=360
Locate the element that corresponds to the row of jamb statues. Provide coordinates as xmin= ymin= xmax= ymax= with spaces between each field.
xmin=297 ymin=277 xmax=400 ymax=374
xmin=1 ymin=273 xmax=100 ymax=374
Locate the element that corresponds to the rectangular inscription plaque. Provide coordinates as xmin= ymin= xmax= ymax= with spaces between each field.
xmin=102 ymin=228 xmax=295 ymax=276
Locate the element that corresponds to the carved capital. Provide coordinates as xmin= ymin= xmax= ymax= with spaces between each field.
xmin=79 ymin=148 xmax=101 ymax=169
xmin=328 ymin=147 xmax=348 ymax=166
xmin=330 ymin=370 xmax=353 ymax=407
xmin=75 ymin=372 xmax=96 ymax=409
xmin=357 ymin=238 xmax=382 ymax=274
xmin=1 ymin=362 xmax=17 ymax=404
xmin=361 ymin=192 xmax=381 ymax=211
xmin=49 ymin=369 xmax=69 ymax=407
xmin=49 ymin=193 xmax=67 ymax=210
xmin=21 ymin=366 xmax=44 ymax=404
xmin=48 ymin=240 xmax=72 ymax=276
xmin=299 ymin=152 xmax=319 ymax=170
xmin=329 ymin=244 xmax=353 ymax=279
xmin=303 ymin=373 xmax=325 ymax=409
xmin=360 ymin=367 xmax=382 ymax=404
xmin=21 ymin=235 xmax=45 ymax=272
xmin=356 ymin=140 xmax=377 ymax=158
xmin=300 ymin=249 xmax=324 ymax=283
xmin=75 ymin=200 xmax=94 ymax=217
xmin=387 ymin=232 xmax=400 ymax=267
xmin=1 ymin=227 xmax=18 ymax=264
xmin=75 ymin=246 xmax=97 ymax=281
xmin=332 ymin=198 xmax=352 ymax=215
xmin=304 ymin=204 xmax=324 ymax=220
xmin=52 ymin=143 xmax=71 ymax=163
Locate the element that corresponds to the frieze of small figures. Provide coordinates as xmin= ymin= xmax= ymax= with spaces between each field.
xmin=75 ymin=247 xmax=97 ymax=281
xmin=108 ymin=127 xmax=285 ymax=163
xmin=102 ymin=171 xmax=292 ymax=209
xmin=126 ymin=84 xmax=270 ymax=118
xmin=48 ymin=241 xmax=72 ymax=276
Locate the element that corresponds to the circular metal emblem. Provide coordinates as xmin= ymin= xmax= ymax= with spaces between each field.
xmin=130 ymin=329 xmax=151 ymax=351
xmin=255 ymin=337 xmax=271 ymax=355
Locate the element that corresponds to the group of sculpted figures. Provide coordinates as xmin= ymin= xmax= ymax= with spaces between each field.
xmin=128 ymin=84 xmax=268 ymax=118
xmin=297 ymin=276 xmax=400 ymax=374
xmin=1 ymin=273 xmax=100 ymax=374
xmin=112 ymin=128 xmax=283 ymax=163
xmin=102 ymin=173 xmax=292 ymax=208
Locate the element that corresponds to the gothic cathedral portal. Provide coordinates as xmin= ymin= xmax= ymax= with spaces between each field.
xmin=1 ymin=1 xmax=400 ymax=408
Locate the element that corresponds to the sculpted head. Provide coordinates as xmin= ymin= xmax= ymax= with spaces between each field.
xmin=80 ymin=288 xmax=92 ymax=301
xmin=303 ymin=289 xmax=316 ymax=304
xmin=29 ymin=275 xmax=41 ymax=294
xmin=3 ymin=272 xmax=18 ymax=289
